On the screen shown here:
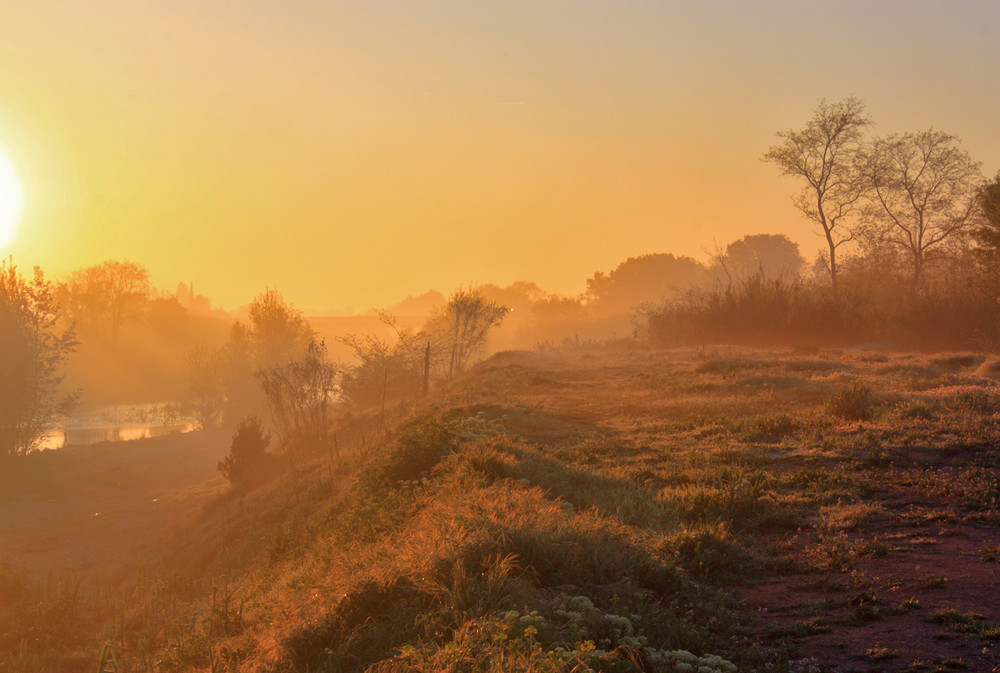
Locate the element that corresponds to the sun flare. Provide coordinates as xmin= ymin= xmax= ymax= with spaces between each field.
xmin=0 ymin=148 xmax=25 ymax=249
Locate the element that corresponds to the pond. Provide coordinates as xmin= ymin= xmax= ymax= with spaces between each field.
xmin=40 ymin=404 xmax=198 ymax=451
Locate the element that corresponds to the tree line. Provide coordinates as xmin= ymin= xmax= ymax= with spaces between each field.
xmin=4 ymin=95 xmax=999 ymax=461
xmin=0 ymin=261 xmax=511 ymax=465
xmin=644 ymin=97 xmax=1000 ymax=348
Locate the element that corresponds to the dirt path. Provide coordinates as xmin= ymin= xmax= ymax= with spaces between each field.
xmin=743 ymin=526 xmax=1000 ymax=672
xmin=0 ymin=429 xmax=230 ymax=578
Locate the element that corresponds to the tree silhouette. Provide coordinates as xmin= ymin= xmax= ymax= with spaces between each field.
xmin=0 ymin=259 xmax=78 ymax=459
xmin=714 ymin=234 xmax=805 ymax=286
xmin=60 ymin=260 xmax=150 ymax=344
xmin=423 ymin=288 xmax=508 ymax=379
xmin=763 ymin=96 xmax=871 ymax=301
xmin=246 ymin=289 xmax=314 ymax=368
xmin=585 ymin=253 xmax=705 ymax=315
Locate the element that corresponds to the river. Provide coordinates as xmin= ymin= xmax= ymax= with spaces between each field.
xmin=40 ymin=403 xmax=197 ymax=451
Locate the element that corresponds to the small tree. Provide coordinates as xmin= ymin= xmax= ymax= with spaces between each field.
xmin=423 ymin=288 xmax=508 ymax=379
xmin=339 ymin=312 xmax=423 ymax=409
xmin=0 ymin=258 xmax=78 ymax=459
xmin=763 ymin=96 xmax=871 ymax=301
xmin=257 ymin=339 xmax=338 ymax=450
xmin=211 ymin=289 xmax=316 ymax=424
xmin=246 ymin=289 xmax=314 ymax=368
xmin=218 ymin=415 xmax=271 ymax=487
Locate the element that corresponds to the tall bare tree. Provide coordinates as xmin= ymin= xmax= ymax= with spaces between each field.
xmin=763 ymin=96 xmax=871 ymax=301
xmin=863 ymin=130 xmax=983 ymax=292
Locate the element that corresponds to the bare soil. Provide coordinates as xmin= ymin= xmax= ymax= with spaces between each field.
xmin=0 ymin=429 xmax=230 ymax=578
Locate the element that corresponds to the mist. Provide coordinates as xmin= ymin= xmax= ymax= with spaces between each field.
xmin=2 ymin=3 xmax=1000 ymax=668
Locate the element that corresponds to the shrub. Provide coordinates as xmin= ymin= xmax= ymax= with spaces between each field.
xmin=668 ymin=523 xmax=756 ymax=583
xmin=218 ymin=415 xmax=272 ymax=488
xmin=827 ymin=383 xmax=875 ymax=421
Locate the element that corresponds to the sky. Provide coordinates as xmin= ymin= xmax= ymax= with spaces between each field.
xmin=0 ymin=0 xmax=997 ymax=314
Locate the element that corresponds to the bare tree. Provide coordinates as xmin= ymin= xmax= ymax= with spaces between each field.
xmin=257 ymin=339 xmax=338 ymax=450
xmin=763 ymin=96 xmax=871 ymax=301
xmin=423 ymin=288 xmax=508 ymax=379
xmin=863 ymin=130 xmax=983 ymax=292
xmin=339 ymin=311 xmax=423 ymax=408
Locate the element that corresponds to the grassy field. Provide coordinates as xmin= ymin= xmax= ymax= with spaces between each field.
xmin=3 ymin=345 xmax=1000 ymax=672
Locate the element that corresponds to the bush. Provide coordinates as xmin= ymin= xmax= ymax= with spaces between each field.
xmin=218 ymin=415 xmax=272 ymax=488
xmin=827 ymin=383 xmax=875 ymax=421
xmin=669 ymin=522 xmax=757 ymax=583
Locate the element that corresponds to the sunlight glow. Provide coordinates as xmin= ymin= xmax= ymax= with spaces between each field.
xmin=0 ymin=148 xmax=24 ymax=250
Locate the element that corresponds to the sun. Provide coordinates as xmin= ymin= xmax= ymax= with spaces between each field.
xmin=0 ymin=147 xmax=25 ymax=249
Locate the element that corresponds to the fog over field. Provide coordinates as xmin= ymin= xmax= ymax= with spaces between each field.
xmin=2 ymin=2 xmax=1000 ymax=673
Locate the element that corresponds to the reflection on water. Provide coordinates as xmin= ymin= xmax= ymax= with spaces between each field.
xmin=41 ymin=403 xmax=197 ymax=450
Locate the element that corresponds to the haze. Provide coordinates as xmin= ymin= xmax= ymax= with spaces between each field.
xmin=1 ymin=1 xmax=997 ymax=313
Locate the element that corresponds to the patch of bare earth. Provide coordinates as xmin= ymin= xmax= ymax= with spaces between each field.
xmin=743 ymin=525 xmax=1000 ymax=672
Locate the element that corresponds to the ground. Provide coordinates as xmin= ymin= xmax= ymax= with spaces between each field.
xmin=3 ymin=346 xmax=1000 ymax=673
xmin=0 ymin=429 xmax=230 ymax=577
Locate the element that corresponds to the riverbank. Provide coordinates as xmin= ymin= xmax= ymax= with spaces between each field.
xmin=0 ymin=429 xmax=230 ymax=577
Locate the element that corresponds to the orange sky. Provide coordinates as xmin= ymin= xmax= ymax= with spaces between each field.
xmin=0 ymin=1 xmax=998 ymax=313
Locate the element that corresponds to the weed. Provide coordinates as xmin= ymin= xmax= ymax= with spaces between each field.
xmin=898 ymin=400 xmax=936 ymax=421
xmin=927 ymin=608 xmax=1000 ymax=641
xmin=846 ymin=590 xmax=884 ymax=624
xmin=740 ymin=414 xmax=800 ymax=443
xmin=821 ymin=501 xmax=882 ymax=531
xmin=912 ymin=574 xmax=948 ymax=590
xmin=694 ymin=357 xmax=762 ymax=376
xmin=764 ymin=620 xmax=832 ymax=638
xmin=864 ymin=646 xmax=900 ymax=661
xmin=977 ymin=543 xmax=1000 ymax=562
xmin=951 ymin=389 xmax=1000 ymax=415
xmin=808 ymin=532 xmax=857 ymax=572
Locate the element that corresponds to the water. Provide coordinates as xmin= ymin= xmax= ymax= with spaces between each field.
xmin=40 ymin=403 xmax=197 ymax=450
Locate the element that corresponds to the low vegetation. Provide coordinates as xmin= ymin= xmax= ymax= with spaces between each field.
xmin=3 ymin=345 xmax=1000 ymax=672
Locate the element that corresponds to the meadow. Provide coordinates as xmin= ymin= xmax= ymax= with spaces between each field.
xmin=2 ymin=344 xmax=1000 ymax=673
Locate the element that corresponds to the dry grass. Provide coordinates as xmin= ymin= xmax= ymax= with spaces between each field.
xmin=3 ymin=347 xmax=1000 ymax=672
